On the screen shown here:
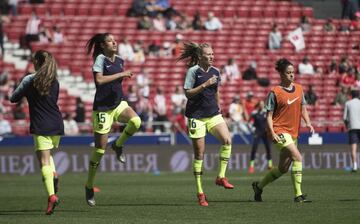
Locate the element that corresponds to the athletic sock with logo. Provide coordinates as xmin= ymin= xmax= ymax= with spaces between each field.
xmin=291 ymin=161 xmax=303 ymax=197
xmin=193 ymin=159 xmax=204 ymax=194
xmin=86 ymin=148 xmax=105 ymax=189
xmin=218 ymin=144 xmax=231 ymax=178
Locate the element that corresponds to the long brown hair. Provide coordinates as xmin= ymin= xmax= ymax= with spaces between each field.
xmin=33 ymin=50 xmax=58 ymax=96
xmin=177 ymin=42 xmax=211 ymax=68
xmin=86 ymin=33 xmax=110 ymax=61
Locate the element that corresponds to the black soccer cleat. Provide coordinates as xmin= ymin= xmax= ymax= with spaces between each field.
xmin=252 ymin=181 xmax=263 ymax=202
xmin=85 ymin=187 xmax=96 ymax=207
xmin=294 ymin=194 xmax=312 ymax=203
xmin=111 ymin=142 xmax=126 ymax=163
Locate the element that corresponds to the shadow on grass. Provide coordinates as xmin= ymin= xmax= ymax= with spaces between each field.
xmin=338 ymin=199 xmax=360 ymax=202
xmin=0 ymin=209 xmax=88 ymax=216
xmin=98 ymin=203 xmax=189 ymax=207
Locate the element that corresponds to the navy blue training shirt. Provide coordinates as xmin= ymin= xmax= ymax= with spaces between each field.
xmin=10 ymin=74 xmax=64 ymax=136
xmin=183 ymin=65 xmax=221 ymax=119
xmin=92 ymin=54 xmax=124 ymax=111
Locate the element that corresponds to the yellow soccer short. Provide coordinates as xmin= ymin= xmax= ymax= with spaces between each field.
xmin=92 ymin=101 xmax=129 ymax=134
xmin=274 ymin=133 xmax=298 ymax=151
xmin=33 ymin=135 xmax=61 ymax=151
xmin=187 ymin=114 xmax=225 ymax=139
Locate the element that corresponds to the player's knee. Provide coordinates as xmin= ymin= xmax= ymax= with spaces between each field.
xmin=223 ymin=137 xmax=232 ymax=146
xmin=130 ymin=116 xmax=141 ymax=130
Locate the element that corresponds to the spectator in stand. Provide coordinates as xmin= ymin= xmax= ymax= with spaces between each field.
xmin=340 ymin=68 xmax=356 ymax=88
xmin=1 ymin=13 xmax=10 ymax=58
xmin=314 ymin=66 xmax=324 ymax=77
xmin=304 ymin=85 xmax=318 ymax=105
xmin=153 ymin=13 xmax=166 ymax=31
xmin=148 ymin=39 xmax=161 ymax=56
xmin=171 ymin=86 xmax=187 ymax=132
xmin=323 ymin=19 xmax=336 ymax=32
xmin=137 ymin=15 xmax=153 ymax=30
xmin=339 ymin=56 xmax=351 ymax=74
xmin=126 ymin=85 xmax=139 ymax=109
xmin=8 ymin=0 xmax=18 ymax=16
xmin=298 ymin=56 xmax=315 ymax=75
xmin=161 ymin=41 xmax=172 ymax=57
xmin=228 ymin=95 xmax=250 ymax=135
xmin=0 ymin=113 xmax=12 ymax=137
xmin=136 ymin=95 xmax=152 ymax=132
xmin=118 ymin=36 xmax=134 ymax=61
xmin=172 ymin=34 xmax=183 ymax=58
xmin=333 ymin=86 xmax=350 ymax=105
xmin=343 ymin=90 xmax=360 ymax=172
xmin=268 ymin=23 xmax=282 ymax=50
xmin=145 ymin=0 xmax=176 ymax=18
xmin=166 ymin=13 xmax=177 ymax=30
xmin=328 ymin=59 xmax=338 ymax=74
xmin=341 ymin=0 xmax=359 ymax=19
xmin=38 ymin=26 xmax=52 ymax=44
xmin=192 ymin=11 xmax=203 ymax=30
xmin=51 ymin=26 xmax=65 ymax=44
xmin=171 ymin=85 xmax=187 ymax=115
xmin=74 ymin=97 xmax=85 ymax=123
xmin=243 ymin=61 xmax=258 ymax=80
xmin=243 ymin=91 xmax=257 ymax=116
xmin=136 ymin=66 xmax=151 ymax=98
xmin=20 ymin=12 xmax=41 ymax=50
xmin=177 ymin=14 xmax=191 ymax=31
xmin=63 ymin=113 xmax=79 ymax=136
xmin=299 ymin=15 xmax=312 ymax=33
xmin=224 ymin=58 xmax=240 ymax=81
xmin=128 ymin=0 xmax=147 ymax=17
xmin=153 ymin=87 xmax=168 ymax=132
xmin=133 ymin=41 xmax=146 ymax=64
xmin=350 ymin=11 xmax=360 ymax=31
xmin=354 ymin=73 xmax=360 ymax=90
xmin=204 ymin=12 xmax=222 ymax=31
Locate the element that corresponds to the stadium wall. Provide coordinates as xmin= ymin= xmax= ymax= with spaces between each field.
xmin=0 ymin=133 xmax=356 ymax=175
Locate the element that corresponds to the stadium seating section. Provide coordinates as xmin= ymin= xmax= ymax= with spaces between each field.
xmin=3 ymin=0 xmax=359 ymax=135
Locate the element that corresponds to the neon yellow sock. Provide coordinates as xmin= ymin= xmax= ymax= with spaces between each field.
xmin=49 ymin=156 xmax=57 ymax=177
xmin=41 ymin=165 xmax=54 ymax=196
xmin=268 ymin=160 xmax=273 ymax=168
xmin=218 ymin=145 xmax=231 ymax=178
xmin=250 ymin=160 xmax=255 ymax=167
xmin=258 ymin=167 xmax=282 ymax=189
xmin=115 ymin=117 xmax=141 ymax=147
xmin=193 ymin=159 xmax=204 ymax=194
xmin=86 ymin=148 xmax=105 ymax=189
xmin=291 ymin=161 xmax=303 ymax=197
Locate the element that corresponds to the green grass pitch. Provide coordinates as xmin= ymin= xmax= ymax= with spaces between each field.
xmin=0 ymin=170 xmax=359 ymax=224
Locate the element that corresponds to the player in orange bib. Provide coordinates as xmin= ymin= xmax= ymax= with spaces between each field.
xmin=252 ymin=58 xmax=314 ymax=203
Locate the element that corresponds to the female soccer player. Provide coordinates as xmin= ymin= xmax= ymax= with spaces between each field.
xmin=10 ymin=50 xmax=63 ymax=215
xmin=85 ymin=33 xmax=141 ymax=206
xmin=178 ymin=42 xmax=234 ymax=207
xmin=252 ymin=58 xmax=314 ymax=203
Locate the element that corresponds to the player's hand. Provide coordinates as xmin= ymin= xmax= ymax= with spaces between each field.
xmin=205 ymin=75 xmax=217 ymax=87
xmin=272 ymin=133 xmax=282 ymax=143
xmin=306 ymin=123 xmax=315 ymax=134
xmin=122 ymin=70 xmax=133 ymax=78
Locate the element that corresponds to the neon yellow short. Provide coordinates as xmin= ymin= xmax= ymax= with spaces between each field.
xmin=187 ymin=114 xmax=225 ymax=138
xmin=33 ymin=135 xmax=61 ymax=151
xmin=274 ymin=133 xmax=298 ymax=151
xmin=92 ymin=101 xmax=129 ymax=134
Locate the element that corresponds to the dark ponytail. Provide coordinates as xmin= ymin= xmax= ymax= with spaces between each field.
xmin=275 ymin=58 xmax=293 ymax=75
xmin=177 ymin=42 xmax=211 ymax=68
xmin=86 ymin=33 xmax=110 ymax=61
